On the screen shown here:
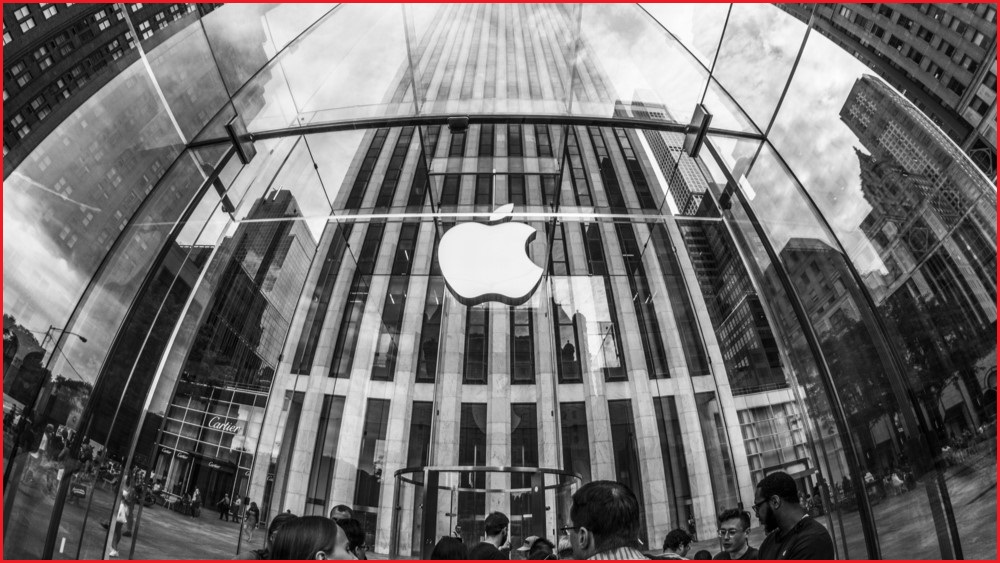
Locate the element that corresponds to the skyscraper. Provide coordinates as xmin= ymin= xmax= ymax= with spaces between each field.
xmin=778 ymin=3 xmax=997 ymax=177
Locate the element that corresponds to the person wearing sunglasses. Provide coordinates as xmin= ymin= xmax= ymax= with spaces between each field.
xmin=712 ymin=509 xmax=756 ymax=560
xmin=561 ymin=481 xmax=647 ymax=560
xmin=753 ymin=472 xmax=834 ymax=560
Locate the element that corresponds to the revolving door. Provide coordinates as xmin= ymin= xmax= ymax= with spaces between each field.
xmin=390 ymin=466 xmax=583 ymax=558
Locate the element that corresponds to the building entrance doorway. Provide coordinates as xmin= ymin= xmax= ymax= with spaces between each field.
xmin=390 ymin=466 xmax=582 ymax=559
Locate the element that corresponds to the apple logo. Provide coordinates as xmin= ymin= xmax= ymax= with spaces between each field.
xmin=438 ymin=203 xmax=544 ymax=306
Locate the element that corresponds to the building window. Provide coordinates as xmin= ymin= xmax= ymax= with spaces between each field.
xmin=510 ymin=308 xmax=535 ymax=384
xmin=448 ymin=130 xmax=466 ymax=157
xmin=607 ymin=400 xmax=648 ymax=546
xmin=42 ymin=5 xmax=57 ymax=18
xmin=983 ymin=72 xmax=996 ymax=91
xmin=507 ymin=124 xmax=523 ymax=156
xmin=458 ymin=403 xmax=487 ymax=535
xmin=19 ymin=18 xmax=35 ymax=33
xmin=478 ymin=124 xmax=494 ymax=157
xmin=583 ymin=222 xmax=607 ymax=275
xmin=947 ymin=77 xmax=967 ymax=96
xmin=972 ymin=31 xmax=985 ymax=46
xmin=549 ymin=223 xmax=569 ymax=275
xmin=837 ymin=6 xmax=851 ymax=18
xmin=9 ymin=62 xmax=25 ymax=77
xmin=17 ymin=125 xmax=30 ymax=139
xmin=16 ymin=74 xmax=30 ymax=88
xmin=304 ymin=395 xmax=345 ymax=515
xmin=98 ymin=19 xmax=110 ymax=31
xmin=14 ymin=6 xmax=30 ymax=19
xmin=475 ymin=174 xmax=492 ymax=206
xmin=508 ymin=173 xmax=526 ymax=205
xmin=510 ymin=403 xmax=538 ymax=505
xmin=353 ymin=398 xmax=390 ymax=523
xmin=131 ymin=3 xmax=143 ymax=11
xmin=10 ymin=114 xmax=24 ymax=128
xmin=29 ymin=96 xmax=44 ymax=111
xmin=440 ymin=174 xmax=460 ymax=206
xmin=416 ymin=277 xmax=445 ymax=383
xmin=374 ymin=126 xmax=414 ymax=208
xmin=653 ymin=396 xmax=693 ymax=529
xmin=330 ymin=224 xmax=385 ymax=377
xmin=559 ymin=404 xmax=592 ymax=487
xmin=553 ymin=291 xmax=582 ymax=383
xmin=345 ymin=128 xmax=389 ymax=208
xmin=3 ymin=30 xmax=11 ymax=45
xmin=969 ymin=97 xmax=990 ymax=115
xmin=463 ymin=305 xmax=489 ymax=384
xmin=535 ymin=124 xmax=553 ymax=157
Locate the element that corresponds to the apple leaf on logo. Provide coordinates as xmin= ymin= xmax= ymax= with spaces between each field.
xmin=489 ymin=203 xmax=515 ymax=223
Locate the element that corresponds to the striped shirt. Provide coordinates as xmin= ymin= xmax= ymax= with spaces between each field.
xmin=589 ymin=546 xmax=650 ymax=560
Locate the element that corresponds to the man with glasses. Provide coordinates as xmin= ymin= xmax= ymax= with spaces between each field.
xmin=712 ymin=509 xmax=757 ymax=560
xmin=753 ymin=472 xmax=834 ymax=559
xmin=563 ymin=481 xmax=648 ymax=559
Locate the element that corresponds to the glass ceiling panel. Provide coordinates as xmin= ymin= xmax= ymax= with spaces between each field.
xmin=711 ymin=3 xmax=809 ymax=132
xmin=220 ymin=4 xmax=755 ymax=137
xmin=640 ymin=3 xmax=730 ymax=71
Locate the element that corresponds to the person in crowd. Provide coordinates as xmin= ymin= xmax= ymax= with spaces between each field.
xmin=692 ymin=551 xmax=712 ymax=560
xmin=234 ymin=512 xmax=298 ymax=559
xmin=659 ymin=529 xmax=692 ymax=559
xmin=245 ymin=501 xmax=261 ymax=542
xmin=754 ymin=471 xmax=834 ymax=559
xmin=191 ymin=487 xmax=202 ymax=517
xmin=336 ymin=518 xmax=368 ymax=560
xmin=108 ymin=485 xmax=131 ymax=558
xmin=430 ymin=536 xmax=469 ymax=560
xmin=517 ymin=536 xmax=541 ymax=556
xmin=712 ymin=509 xmax=757 ymax=560
xmin=565 ymin=480 xmax=646 ymax=560
xmin=330 ymin=504 xmax=355 ymax=522
xmin=469 ymin=511 xmax=511 ymax=559
xmin=556 ymin=535 xmax=573 ymax=560
xmin=218 ymin=493 xmax=231 ymax=521
xmin=526 ymin=537 xmax=557 ymax=560
xmin=270 ymin=515 xmax=354 ymax=560
xmin=232 ymin=495 xmax=243 ymax=522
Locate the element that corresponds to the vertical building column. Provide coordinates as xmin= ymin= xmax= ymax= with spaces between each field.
xmin=430 ymin=292 xmax=465 ymax=538
xmin=665 ymin=217 xmax=756 ymax=513
xmin=532 ymin=285 xmax=561 ymax=539
xmin=487 ymin=303 xmax=512 ymax=516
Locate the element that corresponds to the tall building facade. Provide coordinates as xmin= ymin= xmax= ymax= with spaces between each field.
xmin=1 ymin=3 xmax=223 ymax=170
xmin=778 ymin=3 xmax=998 ymax=177
xmin=241 ymin=4 xmax=804 ymax=554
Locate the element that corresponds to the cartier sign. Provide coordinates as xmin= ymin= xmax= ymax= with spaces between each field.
xmin=208 ymin=416 xmax=243 ymax=434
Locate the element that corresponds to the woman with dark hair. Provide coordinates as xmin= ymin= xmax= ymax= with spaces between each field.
xmin=429 ymin=536 xmax=469 ymax=560
xmin=270 ymin=515 xmax=354 ymax=560
xmin=335 ymin=518 xmax=368 ymax=560
xmin=233 ymin=512 xmax=298 ymax=559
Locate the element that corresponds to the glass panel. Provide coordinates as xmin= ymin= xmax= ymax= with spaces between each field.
xmin=575 ymin=4 xmax=709 ymax=124
xmin=129 ymin=4 xmax=230 ymax=140
xmin=199 ymin=4 xmax=335 ymax=96
xmin=766 ymin=27 xmax=998 ymax=560
xmin=711 ymin=3 xmax=809 ymax=131
xmin=641 ymin=3 xmax=729 ymax=70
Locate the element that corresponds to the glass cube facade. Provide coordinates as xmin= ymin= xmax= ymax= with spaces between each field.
xmin=2 ymin=4 xmax=995 ymax=560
